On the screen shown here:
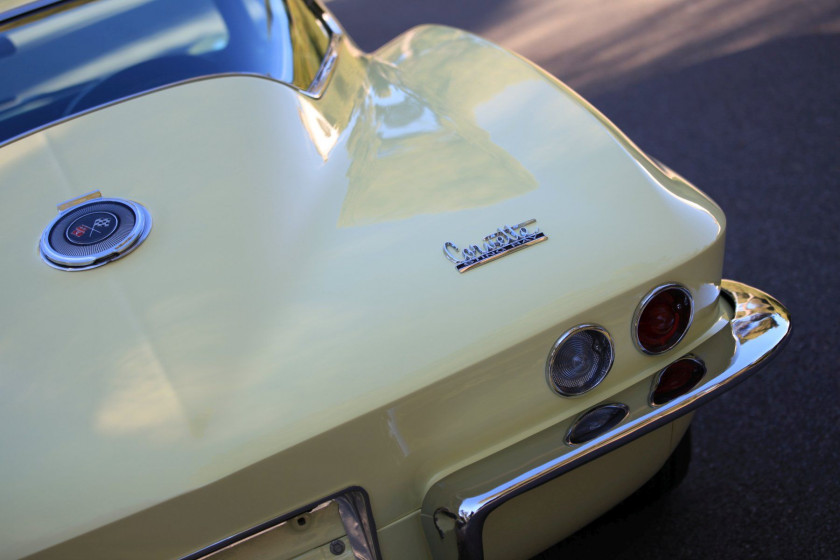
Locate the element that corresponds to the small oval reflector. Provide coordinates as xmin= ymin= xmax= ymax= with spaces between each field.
xmin=567 ymin=403 xmax=629 ymax=445
xmin=651 ymin=357 xmax=706 ymax=405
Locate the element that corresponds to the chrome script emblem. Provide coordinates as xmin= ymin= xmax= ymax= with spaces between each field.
xmin=443 ymin=219 xmax=547 ymax=273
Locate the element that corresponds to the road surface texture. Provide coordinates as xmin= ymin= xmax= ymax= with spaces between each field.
xmin=327 ymin=1 xmax=840 ymax=558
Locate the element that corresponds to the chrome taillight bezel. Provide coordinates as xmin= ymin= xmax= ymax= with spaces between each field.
xmin=545 ymin=324 xmax=615 ymax=397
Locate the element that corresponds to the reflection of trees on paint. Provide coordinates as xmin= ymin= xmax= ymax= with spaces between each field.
xmin=733 ymin=313 xmax=778 ymax=342
xmin=338 ymin=28 xmax=539 ymax=227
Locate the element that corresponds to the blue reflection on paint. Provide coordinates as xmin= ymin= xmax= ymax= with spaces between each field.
xmin=0 ymin=0 xmax=299 ymax=143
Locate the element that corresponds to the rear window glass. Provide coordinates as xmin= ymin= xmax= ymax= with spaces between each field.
xmin=0 ymin=0 xmax=331 ymax=144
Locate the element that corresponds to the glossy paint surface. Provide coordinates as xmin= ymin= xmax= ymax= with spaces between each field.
xmin=0 ymin=25 xmax=725 ymax=559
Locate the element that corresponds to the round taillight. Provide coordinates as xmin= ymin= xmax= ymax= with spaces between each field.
xmin=651 ymin=357 xmax=706 ymax=405
xmin=546 ymin=325 xmax=614 ymax=396
xmin=633 ymin=284 xmax=693 ymax=354
xmin=566 ymin=403 xmax=629 ymax=445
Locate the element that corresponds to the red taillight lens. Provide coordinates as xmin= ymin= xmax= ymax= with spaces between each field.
xmin=634 ymin=284 xmax=693 ymax=354
xmin=652 ymin=357 xmax=705 ymax=405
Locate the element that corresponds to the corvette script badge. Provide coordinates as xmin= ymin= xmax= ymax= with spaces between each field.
xmin=443 ymin=219 xmax=547 ymax=273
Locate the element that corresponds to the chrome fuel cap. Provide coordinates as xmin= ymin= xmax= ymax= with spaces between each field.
xmin=40 ymin=192 xmax=152 ymax=271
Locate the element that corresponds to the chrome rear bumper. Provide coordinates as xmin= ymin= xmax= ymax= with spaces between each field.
xmin=420 ymin=280 xmax=791 ymax=559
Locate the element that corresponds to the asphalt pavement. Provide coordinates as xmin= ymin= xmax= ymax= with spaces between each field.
xmin=327 ymin=0 xmax=840 ymax=557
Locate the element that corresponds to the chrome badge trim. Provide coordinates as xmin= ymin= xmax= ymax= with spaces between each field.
xmin=443 ymin=219 xmax=547 ymax=273
xmin=40 ymin=194 xmax=152 ymax=271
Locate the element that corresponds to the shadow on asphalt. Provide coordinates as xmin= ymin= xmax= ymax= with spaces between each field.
xmin=327 ymin=0 xmax=513 ymax=52
xmin=330 ymin=0 xmax=840 ymax=95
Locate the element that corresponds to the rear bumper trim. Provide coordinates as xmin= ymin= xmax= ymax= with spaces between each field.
xmin=420 ymin=280 xmax=791 ymax=559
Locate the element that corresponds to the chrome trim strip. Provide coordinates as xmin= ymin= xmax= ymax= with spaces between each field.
xmin=0 ymin=70 xmax=333 ymax=149
xmin=334 ymin=491 xmax=379 ymax=559
xmin=0 ymin=1 xmax=342 ymax=149
xmin=303 ymin=11 xmax=342 ymax=98
xmin=631 ymin=282 xmax=695 ymax=355
xmin=181 ymin=487 xmax=381 ymax=560
xmin=545 ymin=324 xmax=615 ymax=397
xmin=421 ymin=279 xmax=791 ymax=560
xmin=0 ymin=0 xmax=65 ymax=22
xmin=648 ymin=354 xmax=706 ymax=407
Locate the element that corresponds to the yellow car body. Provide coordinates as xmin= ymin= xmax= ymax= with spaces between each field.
xmin=0 ymin=1 xmax=790 ymax=559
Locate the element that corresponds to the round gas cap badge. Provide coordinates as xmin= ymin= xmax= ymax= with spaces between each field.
xmin=40 ymin=197 xmax=151 ymax=271
xmin=65 ymin=211 xmax=119 ymax=245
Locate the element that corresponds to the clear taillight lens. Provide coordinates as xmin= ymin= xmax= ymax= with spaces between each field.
xmin=633 ymin=284 xmax=693 ymax=354
xmin=546 ymin=325 xmax=614 ymax=396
